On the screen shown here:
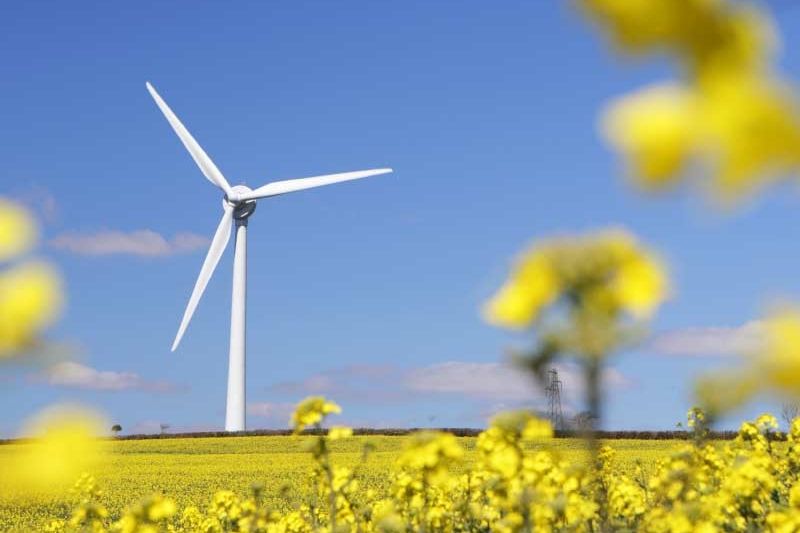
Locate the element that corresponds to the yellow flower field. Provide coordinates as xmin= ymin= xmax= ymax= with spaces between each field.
xmin=0 ymin=433 xmax=690 ymax=532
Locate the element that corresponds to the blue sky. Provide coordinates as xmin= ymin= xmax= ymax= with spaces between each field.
xmin=3 ymin=0 xmax=800 ymax=436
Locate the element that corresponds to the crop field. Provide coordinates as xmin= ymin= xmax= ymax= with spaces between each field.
xmin=0 ymin=435 xmax=683 ymax=531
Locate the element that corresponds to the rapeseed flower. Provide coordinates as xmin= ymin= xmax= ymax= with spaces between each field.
xmin=0 ymin=260 xmax=63 ymax=356
xmin=0 ymin=199 xmax=63 ymax=358
xmin=5 ymin=404 xmax=106 ymax=497
xmin=328 ymin=426 xmax=353 ymax=440
xmin=582 ymin=0 xmax=800 ymax=201
xmin=698 ymin=307 xmax=800 ymax=415
xmin=484 ymin=228 xmax=668 ymax=331
xmin=755 ymin=308 xmax=800 ymax=391
xmin=602 ymin=83 xmax=698 ymax=186
xmin=0 ymin=198 xmax=37 ymax=261
xmin=290 ymin=396 xmax=341 ymax=433
xmin=396 ymin=431 xmax=463 ymax=474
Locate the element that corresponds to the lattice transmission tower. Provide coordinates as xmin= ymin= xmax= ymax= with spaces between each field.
xmin=545 ymin=368 xmax=564 ymax=430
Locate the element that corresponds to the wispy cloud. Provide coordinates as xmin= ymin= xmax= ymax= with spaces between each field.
xmin=37 ymin=361 xmax=179 ymax=392
xmin=266 ymin=361 xmax=629 ymax=411
xmin=405 ymin=361 xmax=629 ymax=405
xmin=15 ymin=185 xmax=60 ymax=224
xmin=648 ymin=321 xmax=765 ymax=357
xmin=267 ymin=364 xmax=408 ymax=402
xmin=48 ymin=230 xmax=209 ymax=256
xmin=246 ymin=401 xmax=297 ymax=424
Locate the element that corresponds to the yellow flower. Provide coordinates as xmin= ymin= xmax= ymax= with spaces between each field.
xmin=0 ymin=261 xmax=63 ymax=357
xmin=584 ymin=0 xmax=800 ymax=202
xmin=489 ymin=410 xmax=552 ymax=440
xmin=522 ymin=417 xmax=554 ymax=440
xmin=372 ymin=500 xmax=405 ymax=533
xmin=146 ymin=496 xmax=177 ymax=521
xmin=0 ymin=199 xmax=37 ymax=262
xmin=483 ymin=250 xmax=559 ymax=329
xmin=699 ymin=74 xmax=800 ymax=198
xmin=484 ymin=229 xmax=668 ymax=331
xmin=396 ymin=431 xmax=463 ymax=474
xmin=290 ymin=397 xmax=341 ymax=433
xmin=612 ymin=252 xmax=669 ymax=318
xmin=756 ymin=308 xmax=800 ymax=390
xmin=603 ymin=83 xmax=698 ymax=187
xmin=4 ymin=404 xmax=106 ymax=496
xmin=579 ymin=0 xmax=775 ymax=75
xmin=328 ymin=426 xmax=353 ymax=440
xmin=0 ymin=198 xmax=63 ymax=358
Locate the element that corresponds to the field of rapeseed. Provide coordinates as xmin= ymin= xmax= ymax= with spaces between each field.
xmin=2 ymin=404 xmax=800 ymax=532
xmin=0 ymin=433 xmax=680 ymax=531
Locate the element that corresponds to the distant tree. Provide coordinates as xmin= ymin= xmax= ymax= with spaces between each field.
xmin=111 ymin=424 xmax=122 ymax=436
xmin=781 ymin=402 xmax=800 ymax=429
xmin=160 ymin=423 xmax=170 ymax=435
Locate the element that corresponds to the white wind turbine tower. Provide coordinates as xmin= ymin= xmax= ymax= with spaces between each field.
xmin=146 ymin=82 xmax=392 ymax=432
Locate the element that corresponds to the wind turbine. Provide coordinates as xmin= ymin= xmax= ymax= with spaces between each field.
xmin=146 ymin=82 xmax=392 ymax=432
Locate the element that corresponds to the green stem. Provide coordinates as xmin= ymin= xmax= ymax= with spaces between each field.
xmin=586 ymin=358 xmax=607 ymax=532
xmin=586 ymin=358 xmax=601 ymax=457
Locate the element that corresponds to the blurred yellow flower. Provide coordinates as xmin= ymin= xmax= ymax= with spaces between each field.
xmin=290 ymin=396 xmax=341 ymax=433
xmin=604 ymin=76 xmax=800 ymax=200
xmin=603 ymin=83 xmax=698 ymax=186
xmin=611 ymin=253 xmax=668 ymax=318
xmin=578 ymin=0 xmax=775 ymax=74
xmin=583 ymin=0 xmax=800 ymax=202
xmin=0 ymin=197 xmax=64 ymax=358
xmin=700 ymin=74 xmax=800 ymax=197
xmin=0 ymin=199 xmax=37 ymax=262
xmin=756 ymin=308 xmax=800 ymax=390
xmin=522 ymin=416 xmax=554 ymax=440
xmin=146 ymin=495 xmax=177 ymax=521
xmin=397 ymin=431 xmax=463 ymax=473
xmin=484 ymin=250 xmax=559 ymax=329
xmin=489 ymin=410 xmax=552 ymax=440
xmin=694 ymin=306 xmax=800 ymax=414
xmin=0 ymin=261 xmax=63 ymax=357
xmin=328 ymin=426 xmax=353 ymax=440
xmin=484 ymin=229 xmax=668 ymax=330
xmin=5 ymin=404 xmax=106 ymax=496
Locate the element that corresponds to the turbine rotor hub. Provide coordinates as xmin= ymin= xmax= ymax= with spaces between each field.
xmin=224 ymin=185 xmax=256 ymax=220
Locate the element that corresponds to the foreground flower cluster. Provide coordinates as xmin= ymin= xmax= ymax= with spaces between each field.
xmin=18 ymin=403 xmax=800 ymax=533
xmin=581 ymin=0 xmax=800 ymax=199
xmin=0 ymin=198 xmax=62 ymax=358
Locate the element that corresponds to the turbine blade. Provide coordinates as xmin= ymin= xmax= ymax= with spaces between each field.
xmin=171 ymin=204 xmax=234 ymax=351
xmin=146 ymin=82 xmax=233 ymax=196
xmin=240 ymin=168 xmax=392 ymax=201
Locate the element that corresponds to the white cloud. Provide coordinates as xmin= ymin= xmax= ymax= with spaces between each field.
xmin=268 ymin=361 xmax=629 ymax=413
xmin=39 ymin=361 xmax=178 ymax=392
xmin=48 ymin=230 xmax=209 ymax=256
xmin=405 ymin=362 xmax=536 ymax=401
xmin=246 ymin=402 xmax=297 ymax=425
xmin=648 ymin=321 xmax=765 ymax=357
xmin=267 ymin=364 xmax=407 ymax=402
xmin=14 ymin=185 xmax=60 ymax=224
xmin=404 ymin=361 xmax=628 ymax=404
